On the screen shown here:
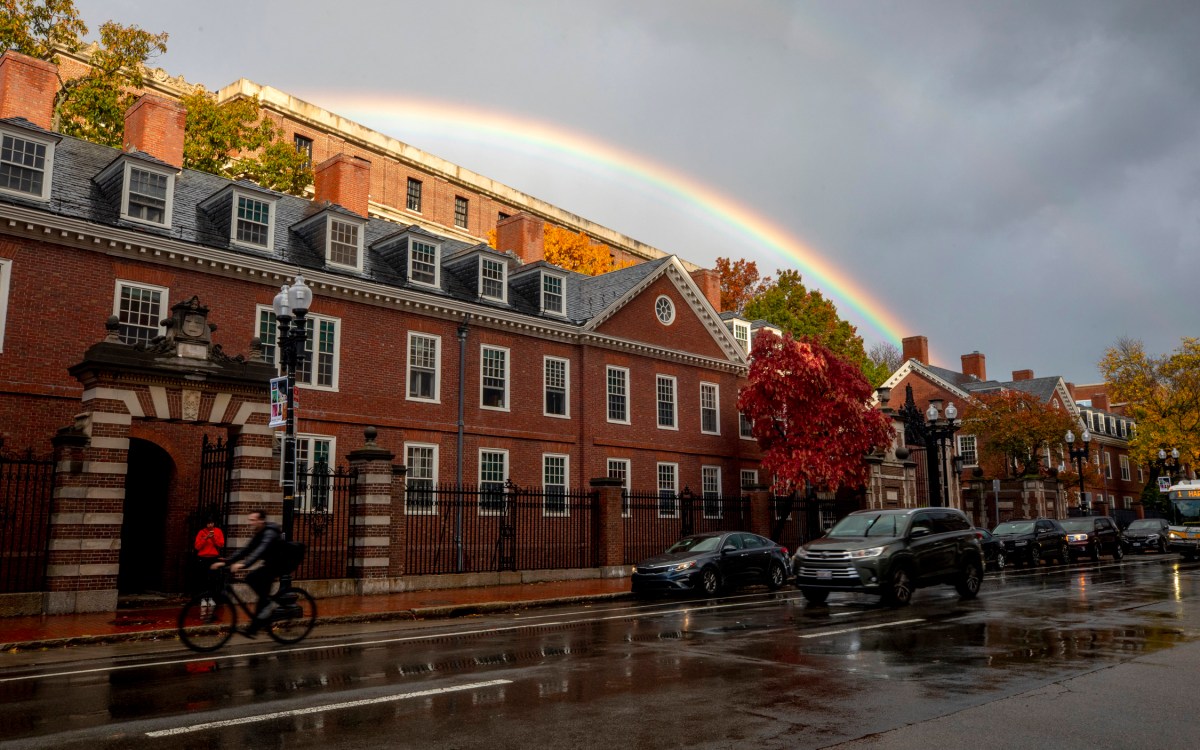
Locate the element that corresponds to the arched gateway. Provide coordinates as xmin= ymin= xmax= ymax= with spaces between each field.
xmin=47 ymin=297 xmax=275 ymax=614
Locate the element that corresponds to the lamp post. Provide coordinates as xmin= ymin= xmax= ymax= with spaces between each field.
xmin=1065 ymin=428 xmax=1091 ymax=515
xmin=897 ymin=387 xmax=960 ymax=507
xmin=924 ymin=400 xmax=962 ymax=508
xmin=272 ymin=274 xmax=313 ymax=572
xmin=1156 ymin=446 xmax=1181 ymax=486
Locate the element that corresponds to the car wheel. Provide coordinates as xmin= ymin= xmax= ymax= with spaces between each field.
xmin=994 ymin=550 xmax=1006 ymax=570
xmin=698 ymin=567 xmax=721 ymax=597
xmin=882 ymin=567 xmax=913 ymax=607
xmin=765 ymin=562 xmax=786 ymax=591
xmin=1090 ymin=544 xmax=1101 ymax=562
xmin=955 ymin=558 xmax=983 ymax=599
xmin=1113 ymin=544 xmax=1124 ymax=561
xmin=1159 ymin=539 xmax=1168 ymax=554
xmin=1056 ymin=544 xmax=1068 ymax=565
xmin=800 ymin=587 xmax=829 ymax=604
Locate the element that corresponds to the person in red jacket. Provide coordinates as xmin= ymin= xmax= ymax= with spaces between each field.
xmin=193 ymin=518 xmax=224 ymax=606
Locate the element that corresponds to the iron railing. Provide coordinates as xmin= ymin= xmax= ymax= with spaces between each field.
xmin=291 ymin=463 xmax=355 ymax=579
xmin=622 ymin=489 xmax=748 ymax=564
xmin=0 ymin=448 xmax=56 ymax=593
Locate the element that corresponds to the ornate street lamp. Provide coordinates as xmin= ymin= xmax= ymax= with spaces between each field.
xmin=898 ymin=387 xmax=961 ymax=508
xmin=272 ymin=274 xmax=313 ymax=577
xmin=925 ymin=400 xmax=962 ymax=508
xmin=1065 ymin=428 xmax=1091 ymax=515
xmin=1156 ymin=447 xmax=1181 ymax=486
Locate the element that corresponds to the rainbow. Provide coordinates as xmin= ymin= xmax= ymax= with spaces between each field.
xmin=306 ymin=92 xmax=916 ymax=352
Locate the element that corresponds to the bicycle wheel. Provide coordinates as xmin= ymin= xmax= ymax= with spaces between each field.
xmin=177 ymin=592 xmax=237 ymax=652
xmin=267 ymin=586 xmax=317 ymax=644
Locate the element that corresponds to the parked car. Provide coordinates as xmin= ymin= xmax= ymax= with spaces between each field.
xmin=991 ymin=518 xmax=1068 ymax=567
xmin=1123 ymin=518 xmax=1170 ymax=553
xmin=974 ymin=528 xmax=1006 ymax=570
xmin=631 ymin=531 xmax=790 ymax=597
xmin=1058 ymin=516 xmax=1125 ymax=562
xmin=792 ymin=507 xmax=984 ymax=607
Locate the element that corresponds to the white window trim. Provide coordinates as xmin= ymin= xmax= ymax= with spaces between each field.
xmin=702 ymin=465 xmax=723 ymax=519
xmin=656 ymin=374 xmax=678 ymax=431
xmin=1119 ymin=455 xmax=1130 ymax=482
xmin=480 ymin=344 xmax=510 ymax=412
xmin=542 ymin=453 xmax=570 ymax=517
xmin=0 ymin=258 xmax=10 ymax=352
xmin=326 ymin=217 xmax=364 ymax=272
xmin=0 ymin=127 xmax=54 ymax=201
xmin=408 ymin=239 xmax=442 ymax=288
xmin=478 ymin=256 xmax=507 ymax=303
xmin=1104 ymin=451 xmax=1112 ymax=479
xmin=404 ymin=442 xmax=439 ymax=515
xmin=540 ymin=272 xmax=567 ymax=317
xmin=732 ymin=320 xmax=750 ymax=352
xmin=254 ymin=304 xmax=342 ymax=392
xmin=657 ymin=462 xmax=679 ymax=518
xmin=608 ymin=458 xmax=631 ymax=517
xmin=702 ymin=465 xmax=722 ymax=498
xmin=741 ymin=469 xmax=759 ymax=490
xmin=700 ymin=381 xmax=720 ymax=435
xmin=478 ymin=448 xmax=509 ymax=516
xmin=655 ymin=295 xmax=675 ymax=325
xmin=406 ymin=331 xmax=441 ymax=404
xmin=113 ymin=279 xmax=168 ymax=343
xmin=284 ymin=434 xmax=337 ymax=513
xmin=543 ymin=355 xmax=570 ymax=419
xmin=606 ymin=365 xmax=630 ymax=425
xmin=957 ymin=434 xmax=979 ymax=467
xmin=739 ymin=412 xmax=754 ymax=441
xmin=120 ymin=161 xmax=174 ymax=227
xmin=230 ymin=188 xmax=276 ymax=252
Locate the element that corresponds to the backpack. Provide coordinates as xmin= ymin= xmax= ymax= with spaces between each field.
xmin=278 ymin=539 xmax=306 ymax=573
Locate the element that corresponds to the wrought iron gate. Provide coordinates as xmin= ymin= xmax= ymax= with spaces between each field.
xmin=192 ymin=435 xmax=233 ymax=541
xmin=0 ymin=448 xmax=56 ymax=593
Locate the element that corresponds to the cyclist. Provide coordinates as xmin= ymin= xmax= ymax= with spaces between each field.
xmin=210 ymin=509 xmax=288 ymax=638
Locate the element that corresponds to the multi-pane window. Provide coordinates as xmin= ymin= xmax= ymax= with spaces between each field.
xmin=328 ymin=219 xmax=360 ymax=269
xmin=406 ymin=177 xmax=422 ymax=212
xmin=957 ymin=434 xmax=978 ymax=466
xmin=480 ymin=257 xmax=506 ymax=301
xmin=293 ymin=134 xmax=313 ymax=169
xmin=1120 ymin=455 xmax=1130 ymax=481
xmin=1107 ymin=416 xmax=1116 ymax=435
xmin=544 ymin=356 xmax=568 ymax=417
xmin=293 ymin=436 xmax=334 ymax=513
xmin=235 ymin=194 xmax=272 ymax=248
xmin=481 ymin=345 xmax=508 ymax=409
xmin=740 ymin=469 xmax=758 ymax=490
xmin=732 ymin=321 xmax=749 ymax=353
xmin=0 ymin=132 xmax=50 ymax=199
xmin=1118 ymin=420 xmax=1127 ymax=438
xmin=607 ymin=366 xmax=629 ymax=423
xmin=543 ymin=454 xmax=568 ymax=515
xmin=1104 ymin=452 xmax=1112 ymax=479
xmin=114 ymin=281 xmax=167 ymax=345
xmin=405 ymin=443 xmax=437 ymax=514
xmin=410 ymin=240 xmax=439 ymax=286
xmin=700 ymin=382 xmax=719 ymax=434
xmin=542 ymin=274 xmax=564 ymax=315
xmin=407 ymin=333 xmax=439 ymax=402
xmin=656 ymin=375 xmax=677 ymax=429
xmin=454 ymin=196 xmax=469 ymax=228
xmin=1138 ymin=465 xmax=1144 ymax=483
xmin=479 ymin=449 xmax=507 ymax=513
xmin=0 ymin=258 xmax=10 ymax=352
xmin=608 ymin=459 xmax=630 ymax=516
xmin=257 ymin=307 xmax=340 ymax=388
xmin=739 ymin=412 xmax=754 ymax=440
xmin=657 ymin=463 xmax=678 ymax=517
xmin=126 ymin=166 xmax=170 ymax=225
xmin=702 ymin=466 xmax=722 ymax=518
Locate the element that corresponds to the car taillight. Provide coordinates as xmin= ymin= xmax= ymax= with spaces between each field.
xmin=780 ymin=547 xmax=789 ymax=557
xmin=975 ymin=531 xmax=983 ymax=539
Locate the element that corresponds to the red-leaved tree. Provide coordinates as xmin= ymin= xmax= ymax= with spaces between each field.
xmin=737 ymin=331 xmax=894 ymax=493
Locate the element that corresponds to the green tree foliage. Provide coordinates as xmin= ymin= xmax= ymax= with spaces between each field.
xmin=960 ymin=390 xmax=1077 ymax=479
xmin=0 ymin=0 xmax=87 ymax=59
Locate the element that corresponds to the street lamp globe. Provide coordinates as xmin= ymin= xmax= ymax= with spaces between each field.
xmin=272 ymin=284 xmax=291 ymax=321
xmin=288 ymin=274 xmax=312 ymax=316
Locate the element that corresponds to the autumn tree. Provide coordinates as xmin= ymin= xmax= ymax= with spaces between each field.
xmin=737 ymin=330 xmax=894 ymax=494
xmin=714 ymin=257 xmax=773 ymax=313
xmin=960 ymin=390 xmax=1077 ymax=478
xmin=1100 ymin=336 xmax=1200 ymax=478
xmin=542 ymin=225 xmax=633 ymax=276
xmin=868 ymin=341 xmax=903 ymax=378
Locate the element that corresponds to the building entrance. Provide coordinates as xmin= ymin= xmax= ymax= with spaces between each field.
xmin=117 ymin=439 xmax=174 ymax=595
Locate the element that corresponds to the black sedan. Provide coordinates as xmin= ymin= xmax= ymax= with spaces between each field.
xmin=974 ymin=528 xmax=1006 ymax=570
xmin=631 ymin=531 xmax=790 ymax=597
xmin=1123 ymin=518 xmax=1170 ymax=553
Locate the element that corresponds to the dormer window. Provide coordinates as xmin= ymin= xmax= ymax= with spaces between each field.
xmin=409 ymin=239 xmax=440 ymax=287
xmin=0 ymin=127 xmax=55 ymax=201
xmin=480 ymin=256 xmax=506 ymax=302
xmin=233 ymin=191 xmax=275 ymax=250
xmin=731 ymin=320 xmax=750 ymax=352
xmin=328 ymin=218 xmax=362 ymax=271
xmin=542 ymin=272 xmax=565 ymax=316
xmin=124 ymin=163 xmax=173 ymax=226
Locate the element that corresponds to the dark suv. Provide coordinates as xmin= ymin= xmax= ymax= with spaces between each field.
xmin=792 ymin=507 xmax=984 ymax=606
xmin=1058 ymin=516 xmax=1124 ymax=562
xmin=991 ymin=518 xmax=1067 ymax=567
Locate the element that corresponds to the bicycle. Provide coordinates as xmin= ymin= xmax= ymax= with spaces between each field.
xmin=177 ymin=566 xmax=317 ymax=652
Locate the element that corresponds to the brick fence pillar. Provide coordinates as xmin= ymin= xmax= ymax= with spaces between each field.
xmin=747 ymin=488 xmax=772 ymax=539
xmin=590 ymin=477 xmax=625 ymax=568
xmin=347 ymin=427 xmax=396 ymax=583
xmin=388 ymin=463 xmax=408 ymax=577
xmin=227 ymin=407 xmax=278 ymax=549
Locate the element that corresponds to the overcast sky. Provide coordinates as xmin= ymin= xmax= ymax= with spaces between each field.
xmin=74 ymin=0 xmax=1199 ymax=385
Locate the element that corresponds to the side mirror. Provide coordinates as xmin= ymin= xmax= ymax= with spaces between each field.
xmin=722 ymin=544 xmax=737 ymax=554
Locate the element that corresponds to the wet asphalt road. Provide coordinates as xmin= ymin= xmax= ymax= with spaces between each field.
xmin=1 ymin=553 xmax=1197 ymax=749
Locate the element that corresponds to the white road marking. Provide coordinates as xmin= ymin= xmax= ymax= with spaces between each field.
xmin=144 ymin=679 xmax=512 ymax=737
xmin=799 ymin=618 xmax=924 ymax=638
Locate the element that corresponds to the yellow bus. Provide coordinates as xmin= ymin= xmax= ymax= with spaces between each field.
xmin=1167 ymin=480 xmax=1200 ymax=560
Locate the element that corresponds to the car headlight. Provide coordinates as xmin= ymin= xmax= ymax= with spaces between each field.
xmin=1067 ymin=534 xmax=1089 ymax=543
xmin=848 ymin=546 xmax=886 ymax=559
xmin=794 ymin=547 xmax=810 ymax=560
xmin=1170 ymin=531 xmax=1183 ymax=540
xmin=673 ymin=560 xmax=698 ymax=572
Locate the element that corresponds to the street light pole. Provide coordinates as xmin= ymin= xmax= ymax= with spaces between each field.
xmin=924 ymin=400 xmax=962 ymax=508
xmin=1065 ymin=428 xmax=1091 ymax=515
xmin=272 ymin=274 xmax=313 ymax=588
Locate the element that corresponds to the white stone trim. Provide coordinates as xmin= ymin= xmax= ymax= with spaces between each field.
xmin=232 ymin=401 xmax=269 ymax=425
xmin=349 ymin=557 xmax=389 ymax=567
xmin=53 ymin=488 xmax=125 ymax=501
xmin=82 ymin=461 xmax=127 ymax=475
xmin=351 ymin=515 xmax=391 ymax=526
xmin=88 ymin=410 xmax=134 ymax=425
xmin=233 ymin=444 xmax=275 ymax=458
xmin=81 ymin=387 xmax=144 ymax=418
xmin=48 ymin=538 xmax=121 ymax=550
xmin=350 ymin=536 xmax=391 ymax=547
xmin=209 ymin=392 xmax=232 ymax=423
xmin=231 ymin=468 xmax=275 ymax=481
xmin=88 ymin=436 xmax=130 ymax=450
xmin=46 ymin=563 xmax=120 ymax=577
xmin=149 ymin=386 xmax=170 ymax=418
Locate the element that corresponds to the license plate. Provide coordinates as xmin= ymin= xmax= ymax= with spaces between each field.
xmin=1132 ymin=542 xmax=1143 ymax=547
xmin=816 ymin=570 xmax=832 ymax=580
xmin=1014 ymin=541 xmax=1028 ymax=546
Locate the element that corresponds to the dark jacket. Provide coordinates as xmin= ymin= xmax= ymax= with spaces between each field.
xmin=227 ymin=521 xmax=284 ymax=568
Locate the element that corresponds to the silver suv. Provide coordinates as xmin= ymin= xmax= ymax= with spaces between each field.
xmin=793 ymin=507 xmax=984 ymax=606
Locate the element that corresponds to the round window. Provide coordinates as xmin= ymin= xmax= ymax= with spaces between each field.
xmin=655 ymin=295 xmax=675 ymax=325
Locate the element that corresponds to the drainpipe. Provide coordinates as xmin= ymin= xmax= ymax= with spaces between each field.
xmin=456 ymin=316 xmax=470 ymax=573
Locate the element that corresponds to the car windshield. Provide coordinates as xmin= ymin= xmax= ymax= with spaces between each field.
xmin=665 ymin=535 xmax=722 ymax=554
xmin=1126 ymin=520 xmax=1161 ymax=531
xmin=828 ymin=513 xmax=907 ymax=538
xmin=1058 ymin=519 xmax=1092 ymax=532
xmin=993 ymin=521 xmax=1035 ymax=535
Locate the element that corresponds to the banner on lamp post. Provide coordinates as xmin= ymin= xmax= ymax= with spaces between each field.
xmin=269 ymin=376 xmax=287 ymax=428
xmin=1158 ymin=476 xmax=1171 ymax=493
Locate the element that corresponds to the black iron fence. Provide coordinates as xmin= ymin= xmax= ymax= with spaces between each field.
xmin=291 ymin=463 xmax=355 ymax=580
xmin=404 ymin=481 xmax=597 ymax=575
xmin=622 ymin=489 xmax=748 ymax=564
xmin=191 ymin=435 xmax=233 ymax=542
xmin=770 ymin=494 xmax=805 ymax=553
xmin=0 ymin=448 xmax=56 ymax=593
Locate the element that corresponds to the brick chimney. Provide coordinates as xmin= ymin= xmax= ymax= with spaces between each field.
xmin=1092 ymin=392 xmax=1110 ymax=411
xmin=902 ymin=335 xmax=929 ymax=365
xmin=495 ymin=213 xmax=545 ymax=263
xmin=689 ymin=268 xmax=721 ymax=311
xmin=0 ymin=51 xmax=58 ymax=130
xmin=961 ymin=351 xmax=987 ymax=381
xmin=124 ymin=94 xmax=186 ymax=168
xmin=314 ymin=154 xmax=371 ymax=217
xmin=1012 ymin=369 xmax=1034 ymax=381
